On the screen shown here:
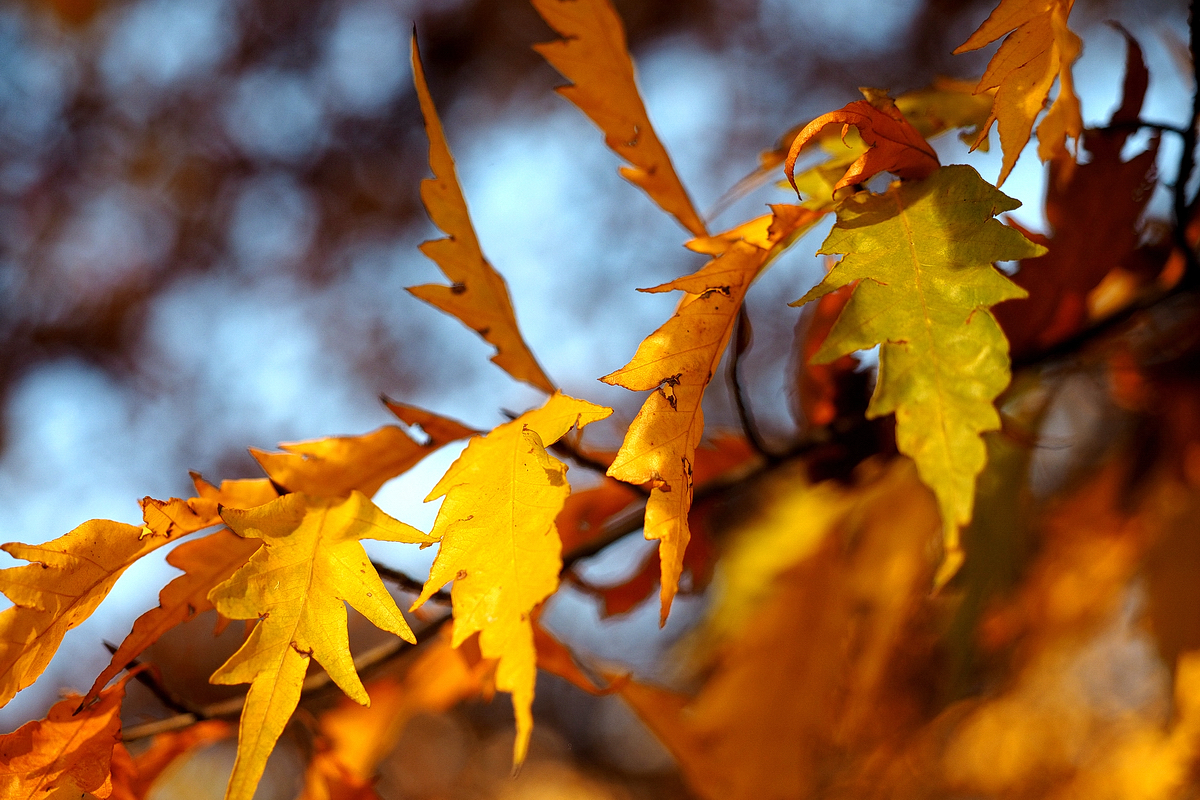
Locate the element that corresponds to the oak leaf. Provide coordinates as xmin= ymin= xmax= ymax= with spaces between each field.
xmin=531 ymin=0 xmax=707 ymax=237
xmin=954 ymin=0 xmax=1082 ymax=185
xmin=793 ymin=165 xmax=1044 ymax=583
xmin=408 ymin=35 xmax=555 ymax=394
xmin=785 ymin=91 xmax=940 ymax=196
xmin=208 ymin=490 xmax=433 ymax=800
xmin=0 ymin=520 xmax=183 ymax=709
xmin=250 ymin=414 xmax=474 ymax=499
xmin=0 ymin=671 xmax=137 ymax=799
xmin=995 ymin=29 xmax=1159 ymax=360
xmin=603 ymin=205 xmax=822 ymax=622
xmin=410 ymin=391 xmax=612 ymax=766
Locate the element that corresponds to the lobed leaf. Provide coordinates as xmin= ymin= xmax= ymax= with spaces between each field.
xmin=0 ymin=520 xmax=182 ymax=709
xmin=603 ymin=205 xmax=822 ymax=622
xmin=208 ymin=491 xmax=433 ymax=800
xmin=793 ymin=165 xmax=1045 ymax=584
xmin=0 ymin=671 xmax=136 ymax=799
xmin=530 ymin=0 xmax=707 ymax=237
xmin=250 ymin=415 xmax=474 ymax=499
xmin=408 ymin=35 xmax=555 ymax=394
xmin=410 ymin=391 xmax=612 ymax=767
xmin=954 ymin=0 xmax=1082 ymax=185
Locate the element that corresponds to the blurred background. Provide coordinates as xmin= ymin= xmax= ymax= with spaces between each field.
xmin=0 ymin=0 xmax=1192 ymax=793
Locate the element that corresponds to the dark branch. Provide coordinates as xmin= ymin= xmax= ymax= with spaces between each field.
xmin=728 ymin=305 xmax=780 ymax=462
xmin=1173 ymin=0 xmax=1200 ymax=289
xmin=372 ymin=561 xmax=451 ymax=603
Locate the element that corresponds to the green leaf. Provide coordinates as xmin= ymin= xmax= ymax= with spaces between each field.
xmin=792 ymin=165 xmax=1045 ymax=584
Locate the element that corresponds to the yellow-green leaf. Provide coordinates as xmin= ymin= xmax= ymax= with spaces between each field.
xmin=0 ymin=520 xmax=179 ymax=709
xmin=411 ymin=391 xmax=612 ymax=767
xmin=603 ymin=206 xmax=822 ymax=622
xmin=408 ymin=34 xmax=555 ymax=394
xmin=792 ymin=165 xmax=1045 ymax=584
xmin=530 ymin=0 xmax=707 ymax=237
xmin=208 ymin=491 xmax=432 ymax=800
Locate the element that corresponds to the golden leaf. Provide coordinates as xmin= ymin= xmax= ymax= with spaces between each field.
xmin=954 ymin=0 xmax=1082 ymax=185
xmin=410 ymin=391 xmax=612 ymax=766
xmin=407 ymin=35 xmax=555 ymax=394
xmin=603 ymin=205 xmax=822 ymax=622
xmin=208 ymin=491 xmax=432 ymax=800
xmin=531 ymin=0 xmax=707 ymax=237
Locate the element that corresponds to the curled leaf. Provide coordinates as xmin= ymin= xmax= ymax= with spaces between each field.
xmin=784 ymin=91 xmax=939 ymax=196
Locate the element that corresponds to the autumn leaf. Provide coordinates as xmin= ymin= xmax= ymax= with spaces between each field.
xmin=792 ymin=165 xmax=1045 ymax=584
xmin=410 ymin=391 xmax=612 ymax=766
xmin=140 ymin=474 xmax=279 ymax=539
xmin=208 ymin=490 xmax=433 ymax=800
xmin=250 ymin=413 xmax=475 ymax=499
xmin=995 ymin=29 xmax=1159 ymax=361
xmin=407 ymin=35 xmax=555 ymax=394
xmin=117 ymin=720 xmax=233 ymax=800
xmin=954 ymin=0 xmax=1082 ymax=185
xmin=0 ymin=671 xmax=137 ymax=799
xmin=785 ymin=90 xmax=939 ymax=198
xmin=603 ymin=205 xmax=822 ymax=622
xmin=530 ymin=0 xmax=707 ymax=237
xmin=83 ymin=529 xmax=261 ymax=706
xmin=0 ymin=519 xmax=186 ymax=709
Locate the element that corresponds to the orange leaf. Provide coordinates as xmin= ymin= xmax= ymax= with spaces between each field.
xmin=82 ymin=529 xmax=262 ymax=706
xmin=0 ymin=672 xmax=136 ymax=799
xmin=531 ymin=0 xmax=707 ymax=237
xmin=556 ymin=479 xmax=641 ymax=556
xmin=784 ymin=91 xmax=939 ymax=195
xmin=602 ymin=206 xmax=822 ymax=623
xmin=139 ymin=474 xmax=280 ymax=539
xmin=250 ymin=412 xmax=474 ymax=499
xmin=407 ymin=35 xmax=555 ymax=394
xmin=954 ymin=0 xmax=1081 ymax=185
xmin=0 ymin=520 xmax=185 ymax=709
xmin=995 ymin=29 xmax=1158 ymax=360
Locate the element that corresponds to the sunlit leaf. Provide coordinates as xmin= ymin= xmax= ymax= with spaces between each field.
xmin=410 ymin=391 xmax=611 ymax=766
xmin=954 ymin=0 xmax=1082 ymax=185
xmin=208 ymin=491 xmax=432 ymax=800
xmin=0 ymin=671 xmax=136 ymax=799
xmin=407 ymin=35 xmax=555 ymax=393
xmin=793 ymin=165 xmax=1044 ymax=583
xmin=530 ymin=0 xmax=707 ymax=237
xmin=604 ymin=205 xmax=822 ymax=621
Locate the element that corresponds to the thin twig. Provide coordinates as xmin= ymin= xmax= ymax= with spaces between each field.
xmin=372 ymin=561 xmax=450 ymax=603
xmin=728 ymin=305 xmax=779 ymax=462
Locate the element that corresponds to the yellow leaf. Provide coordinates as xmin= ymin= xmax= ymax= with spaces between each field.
xmin=407 ymin=35 xmax=555 ymax=394
xmin=602 ymin=205 xmax=822 ymax=622
xmin=793 ymin=165 xmax=1045 ymax=584
xmin=410 ymin=391 xmax=612 ymax=767
xmin=0 ymin=671 xmax=136 ymax=799
xmin=530 ymin=0 xmax=707 ymax=237
xmin=954 ymin=0 xmax=1082 ymax=185
xmin=140 ymin=475 xmax=279 ymax=539
xmin=208 ymin=491 xmax=432 ymax=800
xmin=0 ymin=520 xmax=181 ymax=709
xmin=250 ymin=413 xmax=474 ymax=499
